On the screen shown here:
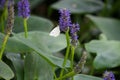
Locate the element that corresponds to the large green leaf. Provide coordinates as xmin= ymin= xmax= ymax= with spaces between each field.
xmin=85 ymin=40 xmax=120 ymax=69
xmin=14 ymin=16 xmax=53 ymax=33
xmin=0 ymin=60 xmax=14 ymax=80
xmin=24 ymin=52 xmax=53 ymax=80
xmin=6 ymin=53 xmax=24 ymax=80
xmin=86 ymin=15 xmax=120 ymax=40
xmin=51 ymin=0 xmax=104 ymax=14
xmin=0 ymin=30 xmax=66 ymax=53
xmin=74 ymin=74 xmax=102 ymax=80
xmin=0 ymin=33 xmax=31 ymax=53
xmin=17 ymin=31 xmax=66 ymax=53
xmin=0 ymin=31 xmax=69 ymax=67
xmin=13 ymin=31 xmax=70 ymax=68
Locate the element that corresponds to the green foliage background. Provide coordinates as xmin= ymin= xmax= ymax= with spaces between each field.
xmin=0 ymin=0 xmax=120 ymax=80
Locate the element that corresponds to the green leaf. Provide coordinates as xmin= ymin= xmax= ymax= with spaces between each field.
xmin=14 ymin=0 xmax=44 ymax=9
xmin=17 ymin=31 xmax=66 ymax=53
xmin=0 ymin=31 xmax=69 ymax=68
xmin=0 ymin=60 xmax=14 ymax=80
xmin=6 ymin=53 xmax=24 ymax=80
xmin=29 ymin=0 xmax=44 ymax=8
xmin=51 ymin=0 xmax=104 ymax=14
xmin=86 ymin=15 xmax=120 ymax=40
xmin=14 ymin=16 xmax=53 ymax=33
xmin=74 ymin=74 xmax=102 ymax=80
xmin=85 ymin=40 xmax=120 ymax=69
xmin=24 ymin=52 xmax=54 ymax=80
xmin=13 ymin=31 xmax=70 ymax=68
xmin=0 ymin=33 xmax=31 ymax=53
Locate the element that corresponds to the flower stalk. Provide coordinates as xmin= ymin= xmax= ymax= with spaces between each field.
xmin=18 ymin=0 xmax=30 ymax=38
xmin=0 ymin=32 xmax=10 ymax=59
xmin=58 ymin=8 xmax=80 ymax=80
xmin=23 ymin=18 xmax=28 ymax=38
xmin=57 ymin=51 xmax=87 ymax=80
xmin=59 ymin=29 xmax=70 ymax=78
xmin=0 ymin=0 xmax=14 ymax=60
xmin=0 ymin=0 xmax=8 ymax=33
xmin=70 ymin=46 xmax=75 ymax=69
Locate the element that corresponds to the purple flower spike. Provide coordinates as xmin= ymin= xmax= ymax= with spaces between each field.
xmin=59 ymin=8 xmax=71 ymax=32
xmin=103 ymin=71 xmax=115 ymax=80
xmin=18 ymin=0 xmax=30 ymax=18
xmin=70 ymin=23 xmax=80 ymax=46
xmin=0 ymin=0 xmax=5 ymax=8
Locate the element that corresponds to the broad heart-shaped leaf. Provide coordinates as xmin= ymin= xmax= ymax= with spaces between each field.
xmin=14 ymin=0 xmax=44 ymax=9
xmin=17 ymin=31 xmax=66 ymax=53
xmin=0 ymin=33 xmax=31 ymax=53
xmin=13 ymin=31 xmax=70 ymax=68
xmin=0 ymin=60 xmax=14 ymax=80
xmin=24 ymin=52 xmax=54 ymax=80
xmin=74 ymin=74 xmax=102 ymax=80
xmin=85 ymin=40 xmax=120 ymax=69
xmin=51 ymin=0 xmax=104 ymax=14
xmin=6 ymin=53 xmax=24 ymax=80
xmin=86 ymin=15 xmax=120 ymax=40
xmin=13 ymin=16 xmax=53 ymax=33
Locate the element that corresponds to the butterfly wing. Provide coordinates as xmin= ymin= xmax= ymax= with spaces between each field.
xmin=49 ymin=26 xmax=60 ymax=37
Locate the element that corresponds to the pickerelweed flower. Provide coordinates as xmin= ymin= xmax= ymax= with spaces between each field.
xmin=103 ymin=71 xmax=115 ymax=80
xmin=0 ymin=0 xmax=14 ymax=60
xmin=59 ymin=8 xmax=71 ymax=32
xmin=74 ymin=51 xmax=87 ymax=74
xmin=0 ymin=0 xmax=5 ymax=8
xmin=70 ymin=23 xmax=80 ymax=46
xmin=18 ymin=0 xmax=30 ymax=18
xmin=6 ymin=0 xmax=14 ymax=34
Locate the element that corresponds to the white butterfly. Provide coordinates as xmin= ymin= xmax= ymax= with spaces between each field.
xmin=49 ymin=25 xmax=60 ymax=37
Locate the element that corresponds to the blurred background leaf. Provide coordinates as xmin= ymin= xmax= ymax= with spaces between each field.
xmin=85 ymin=40 xmax=120 ymax=69
xmin=74 ymin=74 xmax=102 ymax=80
xmin=86 ymin=15 xmax=120 ymax=40
xmin=14 ymin=0 xmax=44 ymax=9
xmin=6 ymin=53 xmax=24 ymax=80
xmin=0 ymin=60 xmax=14 ymax=80
xmin=51 ymin=0 xmax=104 ymax=14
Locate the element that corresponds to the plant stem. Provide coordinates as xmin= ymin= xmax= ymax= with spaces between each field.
xmin=57 ymin=52 xmax=87 ymax=80
xmin=1 ymin=6 xmax=8 ymax=33
xmin=1 ymin=17 xmax=4 ymax=33
xmin=70 ymin=46 xmax=75 ymax=80
xmin=56 ymin=71 xmax=76 ymax=80
xmin=90 ymin=65 xmax=94 ymax=75
xmin=23 ymin=18 xmax=28 ymax=38
xmin=70 ymin=46 xmax=75 ymax=69
xmin=0 ymin=32 xmax=10 ymax=60
xmin=59 ymin=29 xmax=70 ymax=79
xmin=52 ymin=67 xmax=57 ymax=80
